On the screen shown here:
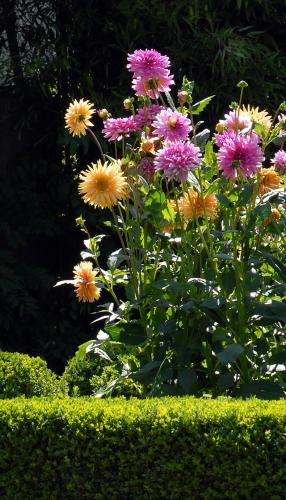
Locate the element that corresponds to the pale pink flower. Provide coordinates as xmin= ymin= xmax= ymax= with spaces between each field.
xmin=103 ymin=116 xmax=138 ymax=141
xmin=127 ymin=49 xmax=171 ymax=80
xmin=154 ymin=141 xmax=202 ymax=182
xmin=215 ymin=130 xmax=264 ymax=179
xmin=277 ymin=114 xmax=286 ymax=137
xmin=152 ymin=109 xmax=191 ymax=142
xmin=271 ymin=150 xmax=286 ymax=173
xmin=134 ymin=104 xmax=163 ymax=129
xmin=217 ymin=110 xmax=252 ymax=133
xmin=132 ymin=73 xmax=174 ymax=99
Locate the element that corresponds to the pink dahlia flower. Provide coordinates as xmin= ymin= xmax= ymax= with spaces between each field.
xmin=152 ymin=108 xmax=191 ymax=142
xmin=127 ymin=49 xmax=171 ymax=80
xmin=134 ymin=104 xmax=163 ymax=129
xmin=215 ymin=130 xmax=264 ymax=179
xmin=271 ymin=150 xmax=286 ymax=173
xmin=132 ymin=73 xmax=174 ymax=99
xmin=103 ymin=116 xmax=138 ymax=141
xmin=278 ymin=114 xmax=286 ymax=137
xmin=139 ymin=158 xmax=156 ymax=182
xmin=217 ymin=110 xmax=252 ymax=132
xmin=154 ymin=141 xmax=202 ymax=182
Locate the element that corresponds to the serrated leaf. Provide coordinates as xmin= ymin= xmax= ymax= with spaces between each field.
xmin=191 ymin=95 xmax=215 ymax=115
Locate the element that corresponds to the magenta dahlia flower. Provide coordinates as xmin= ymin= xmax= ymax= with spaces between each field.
xmin=139 ymin=158 xmax=156 ymax=182
xmin=127 ymin=49 xmax=171 ymax=80
xmin=103 ymin=116 xmax=138 ymax=141
xmin=132 ymin=73 xmax=174 ymax=99
xmin=215 ymin=130 xmax=264 ymax=179
xmin=152 ymin=109 xmax=191 ymax=142
xmin=154 ymin=141 xmax=202 ymax=182
xmin=134 ymin=104 xmax=163 ymax=129
xmin=271 ymin=150 xmax=286 ymax=173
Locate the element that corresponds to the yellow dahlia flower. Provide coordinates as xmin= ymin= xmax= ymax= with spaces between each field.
xmin=178 ymin=189 xmax=218 ymax=221
xmin=242 ymin=105 xmax=272 ymax=131
xmin=258 ymin=167 xmax=281 ymax=195
xmin=65 ymin=99 xmax=95 ymax=137
xmin=73 ymin=261 xmax=101 ymax=303
xmin=79 ymin=160 xmax=129 ymax=209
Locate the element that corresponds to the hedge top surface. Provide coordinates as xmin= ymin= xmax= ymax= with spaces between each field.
xmin=0 ymin=396 xmax=285 ymax=426
xmin=0 ymin=397 xmax=285 ymax=499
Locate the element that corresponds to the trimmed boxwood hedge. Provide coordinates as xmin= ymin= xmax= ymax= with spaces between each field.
xmin=0 ymin=352 xmax=67 ymax=398
xmin=0 ymin=397 xmax=285 ymax=499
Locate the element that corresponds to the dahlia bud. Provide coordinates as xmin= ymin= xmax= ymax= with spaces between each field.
xmin=97 ymin=108 xmax=109 ymax=120
xmin=123 ymin=98 xmax=133 ymax=111
xmin=178 ymin=91 xmax=188 ymax=106
xmin=237 ymin=80 xmax=248 ymax=89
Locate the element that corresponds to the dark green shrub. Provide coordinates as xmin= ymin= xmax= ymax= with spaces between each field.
xmin=0 ymin=352 xmax=67 ymax=398
xmin=0 ymin=397 xmax=285 ymax=499
xmin=62 ymin=341 xmax=142 ymax=397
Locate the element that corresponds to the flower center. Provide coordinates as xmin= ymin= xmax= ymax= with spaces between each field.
xmin=77 ymin=113 xmax=86 ymax=122
xmin=95 ymin=176 xmax=110 ymax=191
xmin=168 ymin=117 xmax=177 ymax=129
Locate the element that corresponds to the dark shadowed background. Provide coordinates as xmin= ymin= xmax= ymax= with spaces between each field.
xmin=0 ymin=0 xmax=285 ymax=372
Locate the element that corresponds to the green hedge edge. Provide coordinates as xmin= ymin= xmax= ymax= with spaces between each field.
xmin=0 ymin=397 xmax=285 ymax=499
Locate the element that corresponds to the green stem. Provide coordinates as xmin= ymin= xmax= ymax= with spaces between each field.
xmin=87 ymin=127 xmax=105 ymax=160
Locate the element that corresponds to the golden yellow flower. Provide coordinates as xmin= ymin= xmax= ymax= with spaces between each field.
xmin=79 ymin=160 xmax=129 ymax=209
xmin=178 ymin=189 xmax=218 ymax=221
xmin=73 ymin=261 xmax=101 ymax=303
xmin=242 ymin=105 xmax=272 ymax=131
xmin=263 ymin=208 xmax=281 ymax=226
xmin=65 ymin=99 xmax=95 ymax=137
xmin=258 ymin=167 xmax=281 ymax=195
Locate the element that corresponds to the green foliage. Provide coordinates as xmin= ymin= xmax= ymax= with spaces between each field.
xmin=1 ymin=0 xmax=286 ymax=372
xmin=0 ymin=352 xmax=67 ymax=398
xmin=0 ymin=397 xmax=285 ymax=498
xmin=62 ymin=341 xmax=142 ymax=397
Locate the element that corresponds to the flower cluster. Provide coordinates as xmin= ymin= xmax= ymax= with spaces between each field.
xmin=127 ymin=49 xmax=174 ymax=99
xmin=63 ymin=47 xmax=286 ymax=309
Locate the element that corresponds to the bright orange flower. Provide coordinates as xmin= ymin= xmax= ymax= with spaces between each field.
xmin=258 ymin=167 xmax=281 ymax=195
xmin=178 ymin=189 xmax=218 ymax=221
xmin=263 ymin=208 xmax=281 ymax=226
xmin=73 ymin=261 xmax=101 ymax=303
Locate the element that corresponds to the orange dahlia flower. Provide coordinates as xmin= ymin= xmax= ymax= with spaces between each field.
xmin=178 ymin=189 xmax=218 ymax=221
xmin=73 ymin=261 xmax=101 ymax=303
xmin=79 ymin=160 xmax=129 ymax=209
xmin=258 ymin=167 xmax=281 ymax=195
